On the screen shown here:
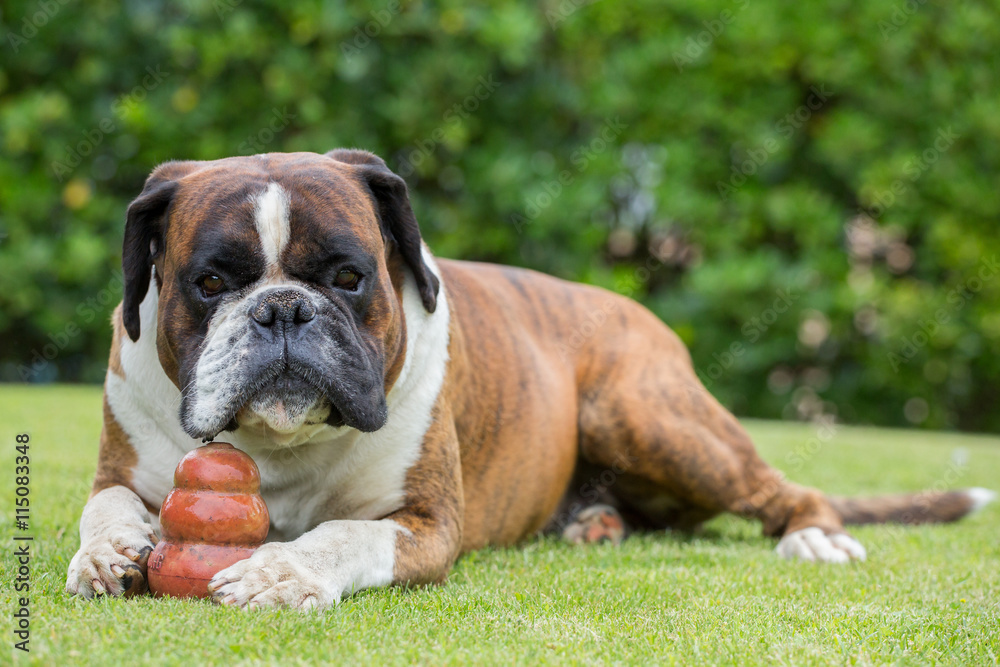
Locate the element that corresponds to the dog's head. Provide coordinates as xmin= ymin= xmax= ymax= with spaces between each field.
xmin=122 ymin=150 xmax=439 ymax=442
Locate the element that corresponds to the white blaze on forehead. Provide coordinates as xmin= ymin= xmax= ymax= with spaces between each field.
xmin=254 ymin=182 xmax=291 ymax=273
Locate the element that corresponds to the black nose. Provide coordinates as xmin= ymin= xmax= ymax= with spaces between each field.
xmin=251 ymin=289 xmax=316 ymax=327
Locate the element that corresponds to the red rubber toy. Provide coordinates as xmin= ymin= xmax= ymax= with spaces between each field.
xmin=147 ymin=442 xmax=269 ymax=599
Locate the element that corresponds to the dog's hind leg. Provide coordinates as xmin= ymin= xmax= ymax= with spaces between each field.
xmin=573 ymin=299 xmax=865 ymax=562
xmin=571 ymin=291 xmax=991 ymax=561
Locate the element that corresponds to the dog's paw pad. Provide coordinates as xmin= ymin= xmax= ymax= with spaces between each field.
xmin=776 ymin=527 xmax=866 ymax=563
xmin=562 ymin=504 xmax=626 ymax=545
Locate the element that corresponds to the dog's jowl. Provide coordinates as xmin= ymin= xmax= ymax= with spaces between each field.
xmin=66 ymin=150 xmax=996 ymax=609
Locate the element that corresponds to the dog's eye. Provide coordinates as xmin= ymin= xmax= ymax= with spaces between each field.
xmin=333 ymin=269 xmax=361 ymax=290
xmin=200 ymin=275 xmax=226 ymax=296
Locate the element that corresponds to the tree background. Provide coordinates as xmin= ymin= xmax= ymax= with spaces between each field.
xmin=1 ymin=0 xmax=998 ymax=431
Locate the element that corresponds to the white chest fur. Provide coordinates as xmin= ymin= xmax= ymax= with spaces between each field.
xmin=105 ymin=251 xmax=450 ymax=540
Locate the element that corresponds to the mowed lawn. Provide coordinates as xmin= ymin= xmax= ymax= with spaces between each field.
xmin=2 ymin=385 xmax=998 ymax=666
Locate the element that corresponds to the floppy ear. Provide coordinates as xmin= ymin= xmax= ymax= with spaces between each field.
xmin=326 ymin=149 xmax=439 ymax=313
xmin=121 ymin=161 xmax=199 ymax=341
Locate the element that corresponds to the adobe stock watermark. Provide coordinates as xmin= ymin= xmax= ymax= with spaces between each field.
xmin=546 ymin=0 xmax=602 ymax=29
xmin=878 ymin=0 xmax=927 ymax=40
xmin=672 ymin=0 xmax=751 ymax=72
xmin=879 ymin=449 xmax=973 ymax=541
xmin=214 ymin=0 xmax=244 ymax=19
xmin=554 ymin=252 xmax=663 ymax=362
xmin=696 ymin=286 xmax=800 ymax=389
xmin=738 ymin=415 xmax=839 ymax=518
xmin=340 ymin=0 xmax=403 ymax=60
xmin=50 ymin=65 xmax=171 ymax=182
xmin=394 ymin=75 xmax=502 ymax=178
xmin=509 ymin=116 xmax=628 ymax=234
xmin=886 ymin=255 xmax=999 ymax=372
xmin=782 ymin=414 xmax=838 ymax=474
xmin=237 ymin=107 xmax=297 ymax=154
xmin=717 ymin=84 xmax=831 ymax=201
xmin=16 ymin=272 xmax=124 ymax=381
xmin=858 ymin=126 xmax=958 ymax=220
xmin=6 ymin=0 xmax=74 ymax=53
xmin=125 ymin=381 xmax=186 ymax=440
xmin=556 ymin=233 xmax=699 ymax=365
xmin=546 ymin=452 xmax=639 ymax=534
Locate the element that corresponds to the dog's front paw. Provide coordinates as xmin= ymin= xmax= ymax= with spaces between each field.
xmin=66 ymin=527 xmax=156 ymax=598
xmin=775 ymin=527 xmax=866 ymax=563
xmin=208 ymin=544 xmax=332 ymax=611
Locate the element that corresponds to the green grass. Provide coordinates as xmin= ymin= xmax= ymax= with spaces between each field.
xmin=2 ymin=384 xmax=998 ymax=665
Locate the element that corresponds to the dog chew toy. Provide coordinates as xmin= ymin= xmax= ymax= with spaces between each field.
xmin=147 ymin=442 xmax=269 ymax=599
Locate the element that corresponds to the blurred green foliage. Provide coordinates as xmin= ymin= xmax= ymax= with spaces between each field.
xmin=1 ymin=0 xmax=998 ymax=431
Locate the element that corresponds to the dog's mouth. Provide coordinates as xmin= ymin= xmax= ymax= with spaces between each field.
xmin=234 ymin=373 xmax=345 ymax=436
xmin=181 ymin=335 xmax=388 ymax=442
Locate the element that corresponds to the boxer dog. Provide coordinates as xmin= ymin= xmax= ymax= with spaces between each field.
xmin=67 ymin=150 xmax=995 ymax=609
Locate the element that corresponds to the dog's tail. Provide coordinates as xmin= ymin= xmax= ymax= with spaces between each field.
xmin=829 ymin=487 xmax=996 ymax=525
